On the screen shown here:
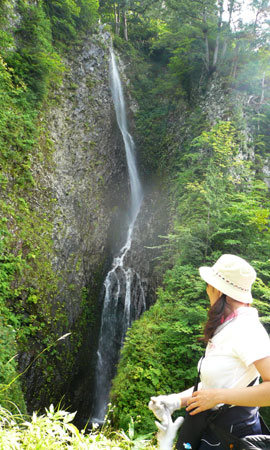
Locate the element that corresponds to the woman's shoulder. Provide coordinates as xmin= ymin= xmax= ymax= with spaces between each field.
xmin=231 ymin=307 xmax=270 ymax=365
xmin=215 ymin=307 xmax=266 ymax=339
xmin=232 ymin=306 xmax=266 ymax=331
xmin=236 ymin=306 xmax=258 ymax=317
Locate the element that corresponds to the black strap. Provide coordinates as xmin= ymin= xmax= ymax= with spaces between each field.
xmin=193 ymin=355 xmax=204 ymax=392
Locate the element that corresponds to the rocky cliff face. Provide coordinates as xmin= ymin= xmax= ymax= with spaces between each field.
xmin=22 ymin=29 xmax=168 ymax=422
xmin=22 ymin=29 xmax=128 ymax=413
xmin=48 ymin=31 xmax=131 ymax=417
xmin=49 ymin=32 xmax=127 ymax=323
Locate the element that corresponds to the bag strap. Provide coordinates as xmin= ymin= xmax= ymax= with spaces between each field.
xmin=193 ymin=355 xmax=204 ymax=392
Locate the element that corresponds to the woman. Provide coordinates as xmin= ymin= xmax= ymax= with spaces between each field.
xmin=149 ymin=254 xmax=270 ymax=450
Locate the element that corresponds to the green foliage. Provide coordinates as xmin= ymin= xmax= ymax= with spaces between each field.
xmin=107 ymin=0 xmax=270 ymax=104
xmin=0 ymin=55 xmax=36 ymax=184
xmin=0 ymin=319 xmax=26 ymax=414
xmin=0 ymin=0 xmax=101 ymax=416
xmin=0 ymin=48 xmax=61 ymax=352
xmin=44 ymin=0 xmax=99 ymax=44
xmin=7 ymin=0 xmax=64 ymax=105
xmin=43 ymin=0 xmax=81 ymax=42
xmin=161 ymin=121 xmax=270 ymax=266
xmin=0 ymin=0 xmax=14 ymax=57
xmin=75 ymin=0 xmax=99 ymax=31
xmin=0 ymin=54 xmax=36 ymax=409
xmin=111 ymin=111 xmax=270 ymax=433
xmin=110 ymin=265 xmax=207 ymax=434
xmin=107 ymin=1 xmax=270 ymax=431
xmin=123 ymin=48 xmax=181 ymax=175
xmin=115 ymin=0 xmax=270 ymax=174
xmin=249 ymin=102 xmax=270 ymax=160
xmin=0 ymin=405 xmax=155 ymax=450
xmin=0 ymin=0 xmax=76 ymax=410
xmin=0 ymin=181 xmax=62 ymax=408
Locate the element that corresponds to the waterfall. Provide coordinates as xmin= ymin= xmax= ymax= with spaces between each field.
xmin=91 ymin=48 xmax=145 ymax=423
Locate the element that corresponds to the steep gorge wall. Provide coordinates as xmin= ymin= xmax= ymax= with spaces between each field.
xmin=48 ymin=31 xmax=128 ymax=330
xmin=21 ymin=30 xmax=169 ymax=421
xmin=21 ymin=30 xmax=129 ymax=413
xmin=48 ymin=31 xmax=128 ymax=416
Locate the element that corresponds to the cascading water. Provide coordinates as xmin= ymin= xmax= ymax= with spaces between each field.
xmin=91 ymin=48 xmax=145 ymax=423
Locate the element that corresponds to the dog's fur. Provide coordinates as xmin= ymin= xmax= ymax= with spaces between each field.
xmin=149 ymin=399 xmax=184 ymax=450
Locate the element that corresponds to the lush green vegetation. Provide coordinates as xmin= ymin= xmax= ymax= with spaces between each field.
xmin=0 ymin=0 xmax=99 ymax=412
xmin=43 ymin=0 xmax=99 ymax=45
xmin=1 ymin=0 xmax=270 ymax=443
xmin=0 ymin=405 xmax=155 ymax=449
xmin=109 ymin=0 xmax=270 ymax=173
xmin=110 ymin=117 xmax=270 ymax=434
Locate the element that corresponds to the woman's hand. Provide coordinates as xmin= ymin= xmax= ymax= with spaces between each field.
xmin=186 ymin=389 xmax=221 ymax=415
xmin=185 ymin=357 xmax=270 ymax=415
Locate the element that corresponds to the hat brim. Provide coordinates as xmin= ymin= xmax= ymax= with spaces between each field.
xmin=199 ymin=266 xmax=253 ymax=304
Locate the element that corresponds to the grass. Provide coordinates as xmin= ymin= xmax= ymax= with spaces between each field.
xmin=0 ymin=404 xmax=157 ymax=450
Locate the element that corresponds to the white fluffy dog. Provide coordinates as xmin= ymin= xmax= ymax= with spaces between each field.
xmin=149 ymin=398 xmax=184 ymax=450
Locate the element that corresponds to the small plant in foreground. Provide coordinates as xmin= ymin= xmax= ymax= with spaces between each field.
xmin=0 ymin=404 xmax=157 ymax=450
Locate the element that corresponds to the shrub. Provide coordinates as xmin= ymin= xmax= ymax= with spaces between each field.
xmin=0 ymin=405 xmax=155 ymax=450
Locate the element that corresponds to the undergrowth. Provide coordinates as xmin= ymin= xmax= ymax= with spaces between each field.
xmin=0 ymin=405 xmax=156 ymax=450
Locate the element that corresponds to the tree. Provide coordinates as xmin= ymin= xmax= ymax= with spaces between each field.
xmin=8 ymin=1 xmax=64 ymax=104
xmin=43 ymin=0 xmax=80 ymax=42
xmin=75 ymin=0 xmax=99 ymax=31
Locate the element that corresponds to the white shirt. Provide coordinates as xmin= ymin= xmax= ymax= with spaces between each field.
xmin=200 ymin=307 xmax=270 ymax=390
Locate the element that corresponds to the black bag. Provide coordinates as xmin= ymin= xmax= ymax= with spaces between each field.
xmin=175 ymin=353 xmax=270 ymax=450
xmin=175 ymin=408 xmax=213 ymax=450
xmin=209 ymin=415 xmax=270 ymax=450
xmin=176 ymin=409 xmax=270 ymax=450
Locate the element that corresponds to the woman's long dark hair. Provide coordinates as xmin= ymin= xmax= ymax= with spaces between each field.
xmin=203 ymin=294 xmax=228 ymax=343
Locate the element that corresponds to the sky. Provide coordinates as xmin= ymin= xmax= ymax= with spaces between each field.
xmin=240 ymin=1 xmax=255 ymax=22
xmin=223 ymin=0 xmax=256 ymax=25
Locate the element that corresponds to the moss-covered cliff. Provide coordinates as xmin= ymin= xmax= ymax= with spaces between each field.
xmin=0 ymin=1 xmax=168 ymax=420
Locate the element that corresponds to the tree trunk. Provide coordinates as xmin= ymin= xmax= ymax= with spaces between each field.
xmin=213 ymin=0 xmax=224 ymax=68
xmin=123 ymin=11 xmax=128 ymax=41
xmin=252 ymin=9 xmax=261 ymax=34
xmin=221 ymin=38 xmax=228 ymax=58
xmin=115 ymin=5 xmax=120 ymax=36
xmin=203 ymin=10 xmax=210 ymax=72
xmin=221 ymin=0 xmax=234 ymax=58
xmin=260 ymin=71 xmax=265 ymax=104
xmin=213 ymin=34 xmax=220 ymax=68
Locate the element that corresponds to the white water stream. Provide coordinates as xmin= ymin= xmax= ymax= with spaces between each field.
xmin=91 ymin=49 xmax=145 ymax=423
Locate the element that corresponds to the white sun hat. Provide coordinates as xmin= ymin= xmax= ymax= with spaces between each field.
xmin=199 ymin=254 xmax=256 ymax=303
